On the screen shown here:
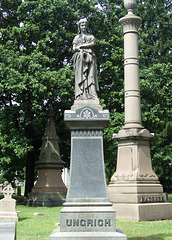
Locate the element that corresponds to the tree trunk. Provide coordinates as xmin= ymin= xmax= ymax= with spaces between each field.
xmin=24 ymin=151 xmax=35 ymax=197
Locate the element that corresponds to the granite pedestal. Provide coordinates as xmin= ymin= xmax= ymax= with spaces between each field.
xmin=49 ymin=100 xmax=127 ymax=239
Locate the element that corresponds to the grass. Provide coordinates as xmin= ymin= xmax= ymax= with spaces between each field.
xmin=16 ymin=205 xmax=62 ymax=240
xmin=16 ymin=206 xmax=172 ymax=240
xmin=117 ymin=219 xmax=172 ymax=240
xmin=15 ymin=195 xmax=172 ymax=240
xmin=0 ymin=193 xmax=171 ymax=239
xmin=167 ymin=194 xmax=172 ymax=203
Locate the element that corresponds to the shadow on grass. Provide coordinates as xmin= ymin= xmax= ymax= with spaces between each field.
xmin=18 ymin=217 xmax=30 ymax=221
xmin=129 ymin=233 xmax=172 ymax=240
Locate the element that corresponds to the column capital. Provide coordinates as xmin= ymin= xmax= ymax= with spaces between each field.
xmin=119 ymin=15 xmax=142 ymax=34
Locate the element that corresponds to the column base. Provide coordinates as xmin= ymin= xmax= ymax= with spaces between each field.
xmin=27 ymin=192 xmax=66 ymax=206
xmin=49 ymin=203 xmax=127 ymax=239
xmin=112 ymin=202 xmax=172 ymax=221
xmin=108 ymin=182 xmax=166 ymax=203
xmin=49 ymin=228 xmax=127 ymax=240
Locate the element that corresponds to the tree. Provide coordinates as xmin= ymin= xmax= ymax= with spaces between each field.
xmin=0 ymin=0 xmax=76 ymax=195
xmin=135 ymin=0 xmax=172 ymax=191
xmin=0 ymin=0 xmax=124 ymax=194
xmin=140 ymin=63 xmax=172 ymax=192
xmin=0 ymin=0 xmax=171 ymax=194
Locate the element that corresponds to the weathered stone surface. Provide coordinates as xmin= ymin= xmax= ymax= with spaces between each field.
xmin=28 ymin=192 xmax=66 ymax=207
xmin=34 ymin=212 xmax=44 ymax=216
xmin=49 ymin=230 xmax=127 ymax=240
xmin=60 ymin=205 xmax=116 ymax=232
xmin=49 ymin=18 xmax=127 ymax=240
xmin=67 ymin=137 xmax=107 ymax=200
xmin=28 ymin=107 xmax=67 ymax=206
xmin=0 ymin=222 xmax=16 ymax=240
xmin=112 ymin=203 xmax=172 ymax=221
xmin=0 ymin=184 xmax=18 ymax=222
xmin=49 ymin=105 xmax=127 ymax=239
xmin=108 ymin=0 xmax=172 ymax=221
xmin=72 ymin=18 xmax=99 ymax=100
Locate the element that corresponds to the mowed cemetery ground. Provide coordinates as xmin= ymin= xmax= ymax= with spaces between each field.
xmin=14 ymin=194 xmax=172 ymax=240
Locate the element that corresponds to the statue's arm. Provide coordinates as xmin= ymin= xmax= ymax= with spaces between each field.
xmin=79 ymin=36 xmax=95 ymax=49
xmin=79 ymin=40 xmax=95 ymax=49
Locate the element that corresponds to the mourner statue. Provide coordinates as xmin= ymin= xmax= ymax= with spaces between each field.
xmin=72 ymin=18 xmax=99 ymax=100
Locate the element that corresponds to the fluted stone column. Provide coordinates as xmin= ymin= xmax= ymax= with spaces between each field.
xmin=28 ymin=107 xmax=67 ymax=206
xmin=108 ymin=0 xmax=172 ymax=221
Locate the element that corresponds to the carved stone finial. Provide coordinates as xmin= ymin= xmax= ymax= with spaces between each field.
xmin=124 ymin=0 xmax=137 ymax=14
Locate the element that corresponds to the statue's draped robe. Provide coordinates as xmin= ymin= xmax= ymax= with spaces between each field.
xmin=72 ymin=34 xmax=99 ymax=99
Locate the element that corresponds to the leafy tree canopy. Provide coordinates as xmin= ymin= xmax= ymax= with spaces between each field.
xmin=0 ymin=0 xmax=171 ymax=192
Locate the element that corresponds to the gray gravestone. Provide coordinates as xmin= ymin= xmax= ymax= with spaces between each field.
xmin=49 ymin=18 xmax=127 ymax=240
xmin=0 ymin=222 xmax=16 ymax=240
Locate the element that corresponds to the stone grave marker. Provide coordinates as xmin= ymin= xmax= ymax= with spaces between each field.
xmin=49 ymin=17 xmax=127 ymax=240
xmin=0 ymin=184 xmax=18 ymax=240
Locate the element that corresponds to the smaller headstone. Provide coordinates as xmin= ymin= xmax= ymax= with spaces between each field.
xmin=0 ymin=184 xmax=18 ymax=222
xmin=0 ymin=184 xmax=18 ymax=240
xmin=34 ymin=212 xmax=44 ymax=216
xmin=0 ymin=222 xmax=16 ymax=240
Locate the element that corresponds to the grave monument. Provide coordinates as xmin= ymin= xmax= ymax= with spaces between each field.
xmin=49 ymin=18 xmax=127 ymax=239
xmin=108 ymin=0 xmax=172 ymax=221
xmin=28 ymin=106 xmax=67 ymax=206
xmin=0 ymin=184 xmax=18 ymax=240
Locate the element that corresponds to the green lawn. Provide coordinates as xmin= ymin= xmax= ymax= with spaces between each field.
xmin=15 ymin=195 xmax=172 ymax=240
xmin=0 ymin=193 xmax=171 ymax=239
xmin=17 ymin=205 xmax=61 ymax=240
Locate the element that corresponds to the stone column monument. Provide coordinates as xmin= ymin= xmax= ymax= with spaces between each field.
xmin=108 ymin=0 xmax=172 ymax=221
xmin=28 ymin=106 xmax=67 ymax=206
xmin=49 ymin=18 xmax=127 ymax=239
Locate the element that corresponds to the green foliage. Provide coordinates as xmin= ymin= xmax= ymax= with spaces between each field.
xmin=140 ymin=62 xmax=172 ymax=192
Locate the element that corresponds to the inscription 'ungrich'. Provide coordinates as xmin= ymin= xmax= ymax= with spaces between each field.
xmin=66 ymin=219 xmax=111 ymax=227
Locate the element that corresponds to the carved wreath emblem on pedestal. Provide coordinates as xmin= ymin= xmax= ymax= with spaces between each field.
xmin=79 ymin=107 xmax=97 ymax=119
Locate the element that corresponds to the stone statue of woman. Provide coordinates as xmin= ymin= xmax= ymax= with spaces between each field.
xmin=72 ymin=18 xmax=99 ymax=100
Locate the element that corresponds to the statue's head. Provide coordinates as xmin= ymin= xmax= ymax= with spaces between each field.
xmin=77 ymin=18 xmax=88 ymax=34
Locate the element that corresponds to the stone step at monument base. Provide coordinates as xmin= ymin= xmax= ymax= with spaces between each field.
xmin=109 ymin=193 xmax=166 ymax=203
xmin=49 ymin=203 xmax=127 ymax=239
xmin=27 ymin=192 xmax=66 ymax=206
xmin=112 ymin=202 xmax=172 ymax=221
xmin=49 ymin=229 xmax=127 ymax=240
xmin=108 ymin=182 xmax=165 ymax=195
xmin=108 ymin=182 xmax=167 ymax=204
xmin=0 ymin=212 xmax=18 ymax=222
